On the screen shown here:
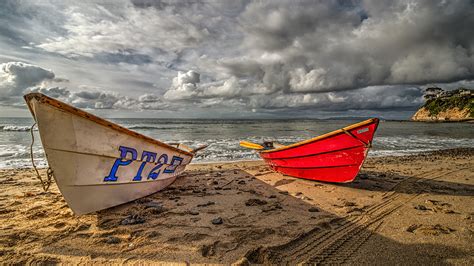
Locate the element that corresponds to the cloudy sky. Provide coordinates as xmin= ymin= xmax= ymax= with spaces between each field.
xmin=0 ymin=0 xmax=473 ymax=119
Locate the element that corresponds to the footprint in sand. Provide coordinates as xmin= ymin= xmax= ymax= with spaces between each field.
xmin=26 ymin=209 xmax=47 ymax=219
xmin=53 ymin=222 xmax=67 ymax=229
xmin=245 ymin=198 xmax=268 ymax=206
xmin=145 ymin=231 xmax=161 ymax=238
xmin=8 ymin=200 xmax=22 ymax=207
xmin=0 ymin=208 xmax=13 ymax=215
xmin=201 ymin=241 xmax=219 ymax=257
xmin=103 ymin=236 xmax=121 ymax=244
xmin=406 ymin=224 xmax=455 ymax=236
xmin=423 ymin=200 xmax=459 ymax=214
xmin=274 ymin=179 xmax=296 ymax=187
xmin=75 ymin=223 xmax=91 ymax=231
xmin=168 ymin=232 xmax=209 ymax=243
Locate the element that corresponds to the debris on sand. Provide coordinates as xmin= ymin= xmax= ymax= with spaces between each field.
xmin=120 ymin=214 xmax=145 ymax=225
xmin=245 ymin=198 xmax=268 ymax=206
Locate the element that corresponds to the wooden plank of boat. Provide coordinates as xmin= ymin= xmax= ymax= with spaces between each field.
xmin=24 ymin=93 xmax=203 ymax=215
xmin=240 ymin=118 xmax=379 ymax=183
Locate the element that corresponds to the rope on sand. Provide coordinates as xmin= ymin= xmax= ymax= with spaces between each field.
xmin=30 ymin=123 xmax=53 ymax=191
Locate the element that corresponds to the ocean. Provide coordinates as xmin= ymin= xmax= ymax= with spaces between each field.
xmin=0 ymin=117 xmax=473 ymax=169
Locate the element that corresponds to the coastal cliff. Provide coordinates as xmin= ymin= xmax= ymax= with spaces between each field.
xmin=412 ymin=88 xmax=473 ymax=122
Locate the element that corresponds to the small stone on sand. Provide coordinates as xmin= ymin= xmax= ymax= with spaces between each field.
xmin=197 ymin=201 xmax=215 ymax=207
xmin=211 ymin=217 xmax=223 ymax=225
xmin=104 ymin=236 xmax=121 ymax=244
xmin=121 ymin=215 xmax=145 ymax=225
xmin=414 ymin=205 xmax=429 ymax=211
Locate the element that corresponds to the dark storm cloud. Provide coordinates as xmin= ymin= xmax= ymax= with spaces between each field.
xmin=215 ymin=0 xmax=474 ymax=95
xmin=148 ymin=0 xmax=473 ymax=117
xmin=246 ymin=86 xmax=424 ymax=112
xmin=94 ymin=50 xmax=153 ymax=65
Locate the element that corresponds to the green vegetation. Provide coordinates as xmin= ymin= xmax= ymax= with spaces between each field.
xmin=423 ymin=93 xmax=473 ymax=117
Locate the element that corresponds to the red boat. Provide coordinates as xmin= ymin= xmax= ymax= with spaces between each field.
xmin=240 ymin=118 xmax=379 ymax=183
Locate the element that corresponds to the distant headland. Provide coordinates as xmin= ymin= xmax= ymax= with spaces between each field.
xmin=412 ymin=87 xmax=474 ymax=122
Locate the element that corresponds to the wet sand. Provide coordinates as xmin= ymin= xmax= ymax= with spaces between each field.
xmin=0 ymin=148 xmax=473 ymax=264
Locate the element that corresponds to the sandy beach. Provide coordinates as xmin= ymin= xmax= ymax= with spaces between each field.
xmin=0 ymin=148 xmax=473 ymax=264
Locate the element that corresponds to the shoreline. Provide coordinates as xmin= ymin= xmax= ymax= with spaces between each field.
xmin=2 ymin=147 xmax=473 ymax=171
xmin=1 ymin=148 xmax=473 ymax=264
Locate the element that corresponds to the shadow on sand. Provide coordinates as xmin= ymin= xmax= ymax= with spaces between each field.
xmin=333 ymin=169 xmax=474 ymax=197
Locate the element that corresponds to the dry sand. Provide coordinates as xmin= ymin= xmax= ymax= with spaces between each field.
xmin=0 ymin=148 xmax=473 ymax=264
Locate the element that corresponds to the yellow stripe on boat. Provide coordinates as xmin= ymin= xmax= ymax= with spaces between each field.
xmin=239 ymin=141 xmax=264 ymax=150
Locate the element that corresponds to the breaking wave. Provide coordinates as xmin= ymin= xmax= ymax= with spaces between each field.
xmin=0 ymin=125 xmax=36 ymax=132
xmin=128 ymin=125 xmax=189 ymax=130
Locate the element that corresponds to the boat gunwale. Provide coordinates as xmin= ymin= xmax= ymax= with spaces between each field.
xmin=261 ymin=144 xmax=366 ymax=160
xmin=24 ymin=93 xmax=193 ymax=157
xmin=259 ymin=118 xmax=379 ymax=154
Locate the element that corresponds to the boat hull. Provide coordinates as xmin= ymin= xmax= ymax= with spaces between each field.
xmin=25 ymin=93 xmax=193 ymax=215
xmin=259 ymin=119 xmax=379 ymax=183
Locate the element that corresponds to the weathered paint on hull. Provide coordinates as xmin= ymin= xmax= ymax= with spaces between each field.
xmin=259 ymin=119 xmax=379 ymax=183
xmin=25 ymin=93 xmax=193 ymax=215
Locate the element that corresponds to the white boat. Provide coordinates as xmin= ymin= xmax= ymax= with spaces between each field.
xmin=24 ymin=93 xmax=206 ymax=215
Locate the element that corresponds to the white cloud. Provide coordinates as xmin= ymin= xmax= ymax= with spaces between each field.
xmin=289 ymin=68 xmax=332 ymax=92
xmin=202 ymin=77 xmax=241 ymax=97
xmin=163 ymin=70 xmax=200 ymax=100
xmin=138 ymin=93 xmax=160 ymax=103
xmin=36 ymin=3 xmax=210 ymax=58
xmin=0 ymin=62 xmax=55 ymax=97
xmin=137 ymin=93 xmax=169 ymax=110
xmin=28 ymin=86 xmax=70 ymax=99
